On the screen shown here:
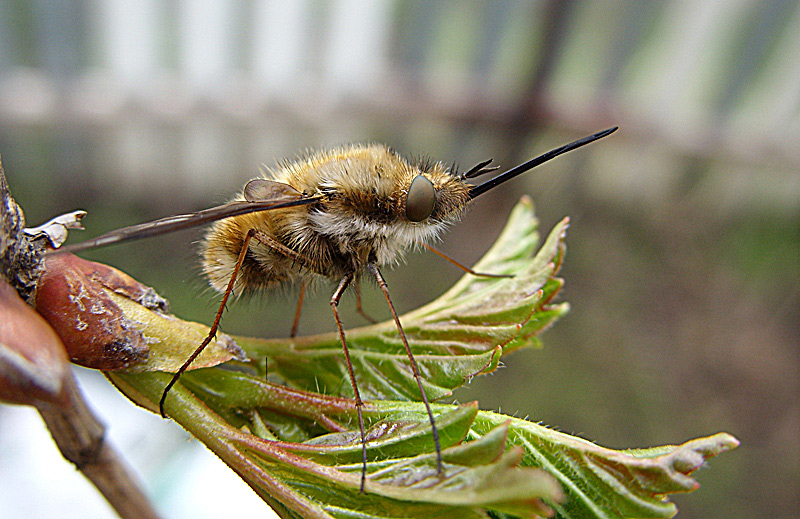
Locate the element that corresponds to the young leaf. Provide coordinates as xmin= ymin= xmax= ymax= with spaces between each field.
xmin=108 ymin=369 xmax=562 ymax=519
xmin=83 ymin=197 xmax=738 ymax=518
xmin=470 ymin=410 xmax=739 ymax=519
xmin=239 ymin=196 xmax=569 ymax=402
xmin=107 ymin=365 xmax=737 ymax=519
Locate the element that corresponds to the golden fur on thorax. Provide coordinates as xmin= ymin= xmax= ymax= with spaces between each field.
xmin=201 ymin=144 xmax=471 ymax=295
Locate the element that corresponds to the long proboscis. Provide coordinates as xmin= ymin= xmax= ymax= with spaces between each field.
xmin=468 ymin=126 xmax=618 ymax=199
xmin=52 ymin=195 xmax=324 ymax=255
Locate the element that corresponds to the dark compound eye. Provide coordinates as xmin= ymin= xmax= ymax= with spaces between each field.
xmin=405 ymin=174 xmax=436 ymax=222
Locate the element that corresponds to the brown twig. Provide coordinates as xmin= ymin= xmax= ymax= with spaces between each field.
xmin=1 ymin=158 xmax=162 ymax=519
xmin=36 ymin=371 xmax=163 ymax=519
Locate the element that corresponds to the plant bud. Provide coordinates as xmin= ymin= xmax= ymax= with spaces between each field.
xmin=0 ymin=280 xmax=70 ymax=406
xmin=34 ymin=254 xmax=162 ymax=371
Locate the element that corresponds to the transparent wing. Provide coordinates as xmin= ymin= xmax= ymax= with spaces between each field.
xmin=54 ymin=192 xmax=323 ymax=255
xmin=243 ymin=179 xmax=302 ymax=202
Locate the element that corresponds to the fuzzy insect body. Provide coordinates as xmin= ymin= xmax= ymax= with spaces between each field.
xmin=203 ymin=144 xmax=470 ymax=295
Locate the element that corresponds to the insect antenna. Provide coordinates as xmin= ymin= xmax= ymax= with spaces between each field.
xmin=462 ymin=158 xmax=500 ymax=179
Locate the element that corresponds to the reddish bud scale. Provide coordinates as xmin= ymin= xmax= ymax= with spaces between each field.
xmin=34 ymin=254 xmax=166 ymax=371
xmin=0 ymin=280 xmax=70 ymax=406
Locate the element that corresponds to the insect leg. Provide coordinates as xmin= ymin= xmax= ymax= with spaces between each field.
xmin=253 ymin=230 xmax=316 ymax=271
xmin=245 ymin=230 xmax=318 ymax=338
xmin=423 ymin=243 xmax=512 ymax=278
xmin=159 ymin=228 xmax=257 ymax=417
xmin=367 ymin=263 xmax=443 ymax=476
xmin=329 ymin=272 xmax=369 ymax=492
xmin=354 ymin=277 xmax=377 ymax=324
xmin=290 ymin=282 xmax=306 ymax=338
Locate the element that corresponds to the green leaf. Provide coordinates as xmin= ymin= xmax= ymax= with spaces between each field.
xmin=108 ymin=369 xmax=561 ymax=519
xmin=107 ymin=366 xmax=737 ymax=519
xmin=239 ymin=196 xmax=569 ymax=402
xmin=470 ymin=410 xmax=739 ymax=519
xmin=100 ymin=198 xmax=738 ymax=518
xmin=108 ymin=291 xmax=245 ymax=372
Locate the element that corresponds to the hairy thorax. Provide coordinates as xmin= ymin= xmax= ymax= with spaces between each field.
xmin=201 ymin=144 xmax=470 ymax=295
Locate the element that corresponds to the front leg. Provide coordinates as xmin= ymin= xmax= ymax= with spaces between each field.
xmin=161 ymin=229 xmax=319 ymax=415
xmin=328 ymin=273 xmax=370 ymax=492
xmin=160 ymin=228 xmax=260 ymax=417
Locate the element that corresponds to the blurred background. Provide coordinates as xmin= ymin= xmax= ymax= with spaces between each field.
xmin=0 ymin=1 xmax=797 ymax=518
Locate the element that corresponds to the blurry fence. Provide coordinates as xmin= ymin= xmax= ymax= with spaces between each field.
xmin=1 ymin=3 xmax=798 ymax=519
xmin=0 ymin=0 xmax=797 ymax=213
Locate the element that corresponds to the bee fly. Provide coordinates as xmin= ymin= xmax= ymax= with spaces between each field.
xmin=58 ymin=126 xmax=618 ymax=491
